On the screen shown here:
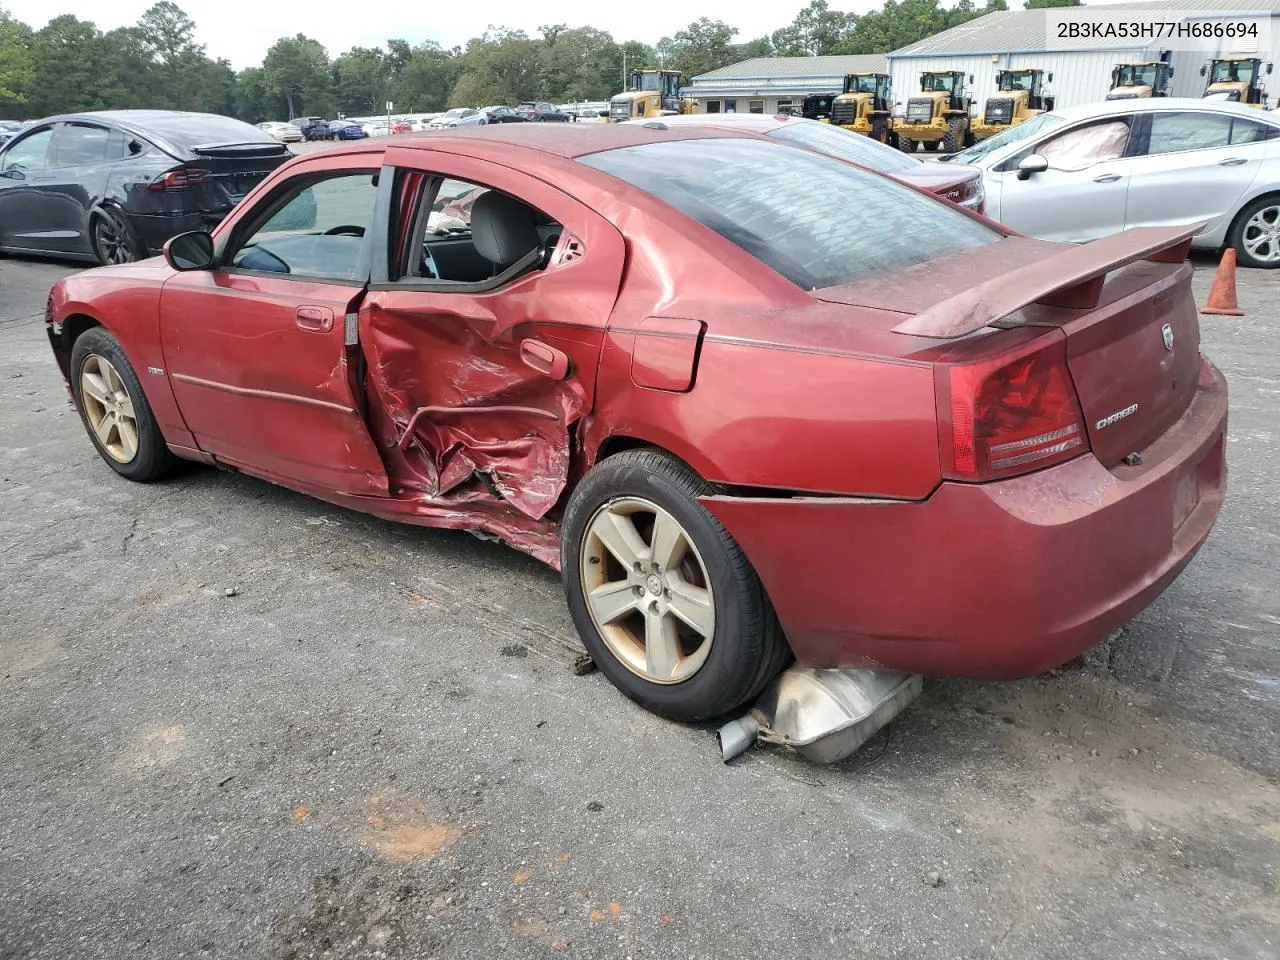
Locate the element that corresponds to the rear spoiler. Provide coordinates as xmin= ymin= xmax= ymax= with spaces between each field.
xmin=892 ymin=223 xmax=1201 ymax=339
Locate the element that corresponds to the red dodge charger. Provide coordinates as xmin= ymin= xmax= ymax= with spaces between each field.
xmin=45 ymin=124 xmax=1227 ymax=723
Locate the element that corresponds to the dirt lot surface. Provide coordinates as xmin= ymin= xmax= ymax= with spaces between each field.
xmin=1 ymin=251 xmax=1277 ymax=960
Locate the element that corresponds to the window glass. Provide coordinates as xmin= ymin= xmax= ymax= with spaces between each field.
xmin=581 ymin=138 xmax=998 ymax=290
xmin=724 ymin=99 xmax=737 ymax=113
xmin=50 ymin=124 xmax=112 ymax=166
xmin=1038 ymin=119 xmax=1130 ymax=171
xmin=136 ymin=113 xmax=276 ymax=148
xmin=230 ymin=171 xmax=380 ymax=282
xmin=409 ymin=176 xmax=561 ymax=284
xmin=1146 ymin=112 xmax=1232 ymax=155
xmin=1 ymin=128 xmax=53 ymax=172
xmin=769 ymin=121 xmax=919 ymax=174
xmin=749 ymin=99 xmax=764 ymax=114
xmin=1229 ymin=117 xmax=1277 ymax=144
xmin=705 ymin=100 xmax=721 ymax=114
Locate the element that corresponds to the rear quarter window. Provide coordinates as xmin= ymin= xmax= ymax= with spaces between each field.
xmin=581 ymin=137 xmax=999 ymax=290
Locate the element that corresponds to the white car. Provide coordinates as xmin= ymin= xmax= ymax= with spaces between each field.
xmin=428 ymin=108 xmax=486 ymax=129
xmin=362 ymin=120 xmax=390 ymax=138
xmin=946 ymin=97 xmax=1280 ymax=267
xmin=256 ymin=121 xmax=302 ymax=143
xmin=408 ymin=114 xmax=442 ymax=132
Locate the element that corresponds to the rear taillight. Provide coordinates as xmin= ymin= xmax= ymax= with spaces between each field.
xmin=148 ymin=168 xmax=209 ymax=191
xmin=936 ymin=333 xmax=1087 ymax=482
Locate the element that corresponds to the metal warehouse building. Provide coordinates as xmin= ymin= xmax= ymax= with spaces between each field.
xmin=887 ymin=0 xmax=1280 ymax=117
xmin=683 ymin=54 xmax=888 ymax=114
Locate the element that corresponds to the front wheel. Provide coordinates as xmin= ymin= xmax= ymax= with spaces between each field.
xmin=942 ymin=117 xmax=966 ymax=153
xmin=1231 ymin=195 xmax=1280 ymax=268
xmin=70 ymin=327 xmax=177 ymax=481
xmin=897 ymin=136 xmax=916 ymax=154
xmin=561 ymin=449 xmax=790 ymax=722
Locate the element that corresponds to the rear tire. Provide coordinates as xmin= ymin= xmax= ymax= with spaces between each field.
xmin=91 ymin=209 xmax=141 ymax=265
xmin=561 ymin=449 xmax=790 ymax=722
xmin=70 ymin=327 xmax=177 ymax=482
xmin=897 ymin=136 xmax=916 ymax=154
xmin=1230 ymin=195 xmax=1280 ymax=269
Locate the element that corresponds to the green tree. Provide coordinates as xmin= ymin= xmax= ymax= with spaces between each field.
xmin=234 ymin=66 xmax=274 ymax=121
xmin=394 ymin=40 xmax=460 ymax=112
xmin=334 ymin=46 xmax=391 ymax=116
xmin=656 ymin=18 xmax=738 ymax=79
xmin=0 ymin=8 xmax=34 ymax=113
xmin=540 ymin=26 xmax=619 ymax=101
xmin=771 ymin=1 xmax=854 ymax=56
xmin=26 ymin=16 xmax=119 ymax=116
xmin=449 ymin=28 xmax=541 ymax=107
xmin=262 ymin=34 xmax=333 ymax=119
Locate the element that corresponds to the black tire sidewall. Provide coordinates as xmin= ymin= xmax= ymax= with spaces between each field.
xmin=70 ymin=328 xmax=172 ymax=481
xmin=561 ymin=454 xmax=774 ymax=722
xmin=1232 ymin=196 xmax=1280 ymax=269
xmin=91 ymin=209 xmax=139 ymax=265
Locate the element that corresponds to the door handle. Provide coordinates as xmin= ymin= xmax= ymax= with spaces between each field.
xmin=1093 ymin=173 xmax=1123 ymax=183
xmin=1219 ymin=157 xmax=1249 ymax=166
xmin=295 ymin=305 xmax=333 ymax=332
xmin=519 ymin=338 xmax=570 ymax=380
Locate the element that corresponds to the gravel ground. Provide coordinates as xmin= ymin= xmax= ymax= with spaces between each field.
xmin=1 ymin=251 xmax=1277 ymax=960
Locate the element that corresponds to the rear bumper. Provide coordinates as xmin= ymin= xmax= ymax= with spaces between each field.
xmin=702 ymin=360 xmax=1228 ymax=679
xmin=131 ymin=211 xmax=228 ymax=253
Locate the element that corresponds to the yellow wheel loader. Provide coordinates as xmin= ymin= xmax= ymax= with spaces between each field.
xmin=608 ymin=69 xmax=694 ymax=122
xmin=830 ymin=73 xmax=896 ymax=144
xmin=1201 ymin=56 xmax=1272 ymax=108
xmin=970 ymin=69 xmax=1055 ymax=141
xmin=1106 ymin=61 xmax=1173 ymax=99
xmin=892 ymin=70 xmax=973 ymax=154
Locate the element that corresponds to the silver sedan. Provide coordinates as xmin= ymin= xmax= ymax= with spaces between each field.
xmin=946 ymin=98 xmax=1280 ymax=267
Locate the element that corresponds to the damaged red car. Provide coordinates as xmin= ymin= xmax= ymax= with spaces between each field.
xmin=46 ymin=125 xmax=1227 ymax=723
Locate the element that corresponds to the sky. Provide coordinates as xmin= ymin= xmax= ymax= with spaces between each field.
xmin=2 ymin=0 xmax=893 ymax=70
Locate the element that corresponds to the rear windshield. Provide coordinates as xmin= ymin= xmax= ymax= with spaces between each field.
xmin=581 ymin=137 xmax=999 ymax=290
xmin=768 ymin=121 xmax=920 ymax=175
xmin=138 ymin=114 xmax=278 ymax=148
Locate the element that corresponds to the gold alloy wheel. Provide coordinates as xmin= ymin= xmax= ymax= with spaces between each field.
xmin=580 ymin=497 xmax=716 ymax=684
xmin=80 ymin=354 xmax=139 ymax=463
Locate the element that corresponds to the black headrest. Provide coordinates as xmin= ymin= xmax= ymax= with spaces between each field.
xmin=470 ymin=191 xmax=539 ymax=268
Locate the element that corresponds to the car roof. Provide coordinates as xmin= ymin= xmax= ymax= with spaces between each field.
xmin=326 ymin=122 xmax=754 ymax=160
xmin=627 ymin=113 xmax=792 ymax=134
xmin=1043 ymin=96 xmax=1280 ymax=124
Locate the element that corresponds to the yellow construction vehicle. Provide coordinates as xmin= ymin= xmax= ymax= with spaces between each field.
xmin=893 ymin=70 xmax=973 ymax=154
xmin=608 ymin=69 xmax=695 ymax=121
xmin=1106 ymin=61 xmax=1174 ymax=99
xmin=801 ymin=92 xmax=837 ymax=121
xmin=829 ymin=73 xmax=895 ymax=143
xmin=1201 ymin=56 xmax=1272 ymax=107
xmin=970 ymin=69 xmax=1055 ymax=141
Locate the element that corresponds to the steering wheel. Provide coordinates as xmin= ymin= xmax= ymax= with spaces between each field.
xmin=323 ymin=225 xmax=365 ymax=237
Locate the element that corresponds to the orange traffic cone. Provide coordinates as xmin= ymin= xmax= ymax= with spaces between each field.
xmin=1201 ymin=248 xmax=1244 ymax=316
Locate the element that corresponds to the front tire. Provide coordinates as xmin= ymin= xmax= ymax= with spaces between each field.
xmin=561 ymin=449 xmax=790 ymax=722
xmin=70 ymin=327 xmax=177 ymax=481
xmin=897 ymin=136 xmax=916 ymax=154
xmin=943 ymin=116 xmax=966 ymax=153
xmin=1231 ymin=195 xmax=1280 ymax=268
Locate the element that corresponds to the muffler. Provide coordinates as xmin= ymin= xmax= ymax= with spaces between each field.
xmin=716 ymin=666 xmax=922 ymax=765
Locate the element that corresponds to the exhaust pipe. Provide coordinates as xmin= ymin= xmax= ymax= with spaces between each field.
xmin=716 ymin=714 xmax=760 ymax=762
xmin=715 ymin=667 xmax=923 ymax=765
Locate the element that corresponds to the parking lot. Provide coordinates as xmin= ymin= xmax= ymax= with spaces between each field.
xmin=1 ymin=251 xmax=1277 ymax=960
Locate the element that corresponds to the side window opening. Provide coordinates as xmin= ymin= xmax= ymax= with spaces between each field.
xmin=0 ymin=128 xmax=53 ymax=173
xmin=228 ymin=170 xmax=380 ymax=283
xmin=398 ymin=175 xmax=563 ymax=288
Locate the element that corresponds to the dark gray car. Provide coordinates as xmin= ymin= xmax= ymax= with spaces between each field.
xmin=0 ymin=110 xmax=291 ymax=264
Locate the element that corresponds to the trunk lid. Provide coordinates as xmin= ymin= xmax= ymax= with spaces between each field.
xmin=817 ymin=225 xmax=1204 ymax=468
